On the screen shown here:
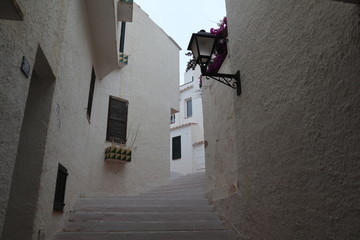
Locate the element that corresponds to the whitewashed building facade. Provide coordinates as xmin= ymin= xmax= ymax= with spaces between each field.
xmin=0 ymin=1 xmax=179 ymax=239
xmin=170 ymin=66 xmax=205 ymax=176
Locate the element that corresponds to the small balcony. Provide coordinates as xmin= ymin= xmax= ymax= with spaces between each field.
xmin=118 ymin=52 xmax=129 ymax=68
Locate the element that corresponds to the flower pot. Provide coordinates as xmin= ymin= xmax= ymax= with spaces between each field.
xmin=104 ymin=146 xmax=132 ymax=163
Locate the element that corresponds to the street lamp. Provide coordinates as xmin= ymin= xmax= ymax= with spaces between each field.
xmin=187 ymin=30 xmax=241 ymax=96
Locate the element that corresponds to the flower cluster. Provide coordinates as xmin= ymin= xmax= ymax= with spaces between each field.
xmin=207 ymin=17 xmax=228 ymax=73
xmin=210 ymin=17 xmax=227 ymax=37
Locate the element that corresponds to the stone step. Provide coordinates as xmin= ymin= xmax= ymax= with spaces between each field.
xmin=74 ymin=204 xmax=214 ymax=213
xmin=54 ymin=172 xmax=232 ymax=240
xmin=76 ymin=198 xmax=209 ymax=206
xmin=148 ymin=185 xmax=205 ymax=190
xmin=171 ymin=172 xmax=205 ymax=179
xmin=148 ymin=186 xmax=205 ymax=191
xmin=138 ymin=192 xmax=206 ymax=198
xmin=83 ymin=194 xmax=206 ymax=200
xmin=147 ymin=188 xmax=205 ymax=194
xmin=64 ymin=220 xmax=225 ymax=232
xmin=55 ymin=230 xmax=232 ymax=240
xmin=69 ymin=212 xmax=220 ymax=222
xmin=149 ymin=184 xmax=205 ymax=191
xmin=144 ymin=191 xmax=205 ymax=196
xmin=168 ymin=179 xmax=205 ymax=185
xmin=168 ymin=178 xmax=205 ymax=184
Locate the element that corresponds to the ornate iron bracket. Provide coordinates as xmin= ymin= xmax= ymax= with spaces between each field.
xmin=202 ymin=70 xmax=241 ymax=96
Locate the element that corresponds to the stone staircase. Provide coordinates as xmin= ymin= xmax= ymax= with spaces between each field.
xmin=55 ymin=172 xmax=232 ymax=240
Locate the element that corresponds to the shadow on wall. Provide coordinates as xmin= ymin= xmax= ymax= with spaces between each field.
xmin=2 ymin=45 xmax=56 ymax=240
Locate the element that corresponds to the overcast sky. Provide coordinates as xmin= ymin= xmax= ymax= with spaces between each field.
xmin=134 ymin=0 xmax=226 ymax=84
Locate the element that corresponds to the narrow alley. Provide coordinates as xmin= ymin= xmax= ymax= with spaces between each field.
xmin=1 ymin=0 xmax=359 ymax=240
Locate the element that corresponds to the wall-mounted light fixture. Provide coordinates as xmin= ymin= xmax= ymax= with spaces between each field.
xmin=187 ymin=30 xmax=241 ymax=95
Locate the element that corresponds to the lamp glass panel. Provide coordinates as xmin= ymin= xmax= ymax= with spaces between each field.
xmin=191 ymin=37 xmax=199 ymax=60
xmin=197 ymin=35 xmax=215 ymax=58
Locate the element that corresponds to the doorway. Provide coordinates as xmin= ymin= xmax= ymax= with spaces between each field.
xmin=2 ymin=46 xmax=56 ymax=240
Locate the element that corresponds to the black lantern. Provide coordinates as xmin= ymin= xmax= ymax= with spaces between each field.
xmin=187 ymin=30 xmax=241 ymax=96
xmin=188 ymin=30 xmax=217 ymax=72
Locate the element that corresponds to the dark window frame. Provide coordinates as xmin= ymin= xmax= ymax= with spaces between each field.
xmin=119 ymin=21 xmax=126 ymax=52
xmin=172 ymin=135 xmax=181 ymax=160
xmin=171 ymin=114 xmax=175 ymax=124
xmin=86 ymin=67 xmax=96 ymax=122
xmin=186 ymin=98 xmax=192 ymax=118
xmin=53 ymin=163 xmax=68 ymax=212
xmin=106 ymin=96 xmax=128 ymax=144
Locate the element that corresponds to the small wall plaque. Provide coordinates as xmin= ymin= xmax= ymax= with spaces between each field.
xmin=21 ymin=56 xmax=30 ymax=78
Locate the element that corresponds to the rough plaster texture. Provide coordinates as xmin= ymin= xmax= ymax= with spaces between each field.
xmin=85 ymin=4 xmax=180 ymax=197
xmin=0 ymin=0 xmax=69 ymax=238
xmin=3 ymin=46 xmax=57 ymax=240
xmin=32 ymin=2 xmax=98 ymax=239
xmin=202 ymin=57 xmax=239 ymax=200
xmin=205 ymin=0 xmax=360 ymax=239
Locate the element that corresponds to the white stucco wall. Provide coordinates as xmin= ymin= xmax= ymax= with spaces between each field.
xmin=201 ymin=57 xmax=239 ymax=200
xmin=170 ymin=126 xmax=194 ymax=175
xmin=0 ymin=1 xmax=132 ymax=239
xmin=203 ymin=0 xmax=360 ymax=239
xmin=193 ymin=144 xmax=205 ymax=171
xmin=33 ymin=2 xmax=98 ymax=238
xmin=0 ymin=1 xmax=70 ymax=238
xmin=174 ymin=67 xmax=203 ymax=130
xmin=85 ymin=3 xmax=180 ymax=196
xmin=170 ymin=67 xmax=205 ymax=175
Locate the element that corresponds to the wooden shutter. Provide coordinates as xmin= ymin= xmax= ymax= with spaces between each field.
xmin=86 ymin=68 xmax=96 ymax=119
xmin=106 ymin=96 xmax=128 ymax=144
xmin=172 ymin=136 xmax=181 ymax=160
xmin=53 ymin=163 xmax=68 ymax=212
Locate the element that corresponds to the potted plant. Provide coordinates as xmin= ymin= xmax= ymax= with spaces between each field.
xmin=104 ymin=143 xmax=132 ymax=163
xmin=104 ymin=123 xmax=139 ymax=163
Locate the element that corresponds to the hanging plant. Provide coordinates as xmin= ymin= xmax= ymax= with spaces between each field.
xmin=207 ymin=17 xmax=228 ymax=73
xmin=185 ymin=52 xmax=197 ymax=72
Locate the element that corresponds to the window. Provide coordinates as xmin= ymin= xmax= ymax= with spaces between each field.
xmin=53 ymin=163 xmax=68 ymax=212
xmin=86 ymin=67 xmax=96 ymax=121
xmin=186 ymin=98 xmax=192 ymax=118
xmin=172 ymin=136 xmax=181 ymax=160
xmin=170 ymin=114 xmax=175 ymax=124
xmin=119 ymin=22 xmax=126 ymax=52
xmin=106 ymin=96 xmax=128 ymax=144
